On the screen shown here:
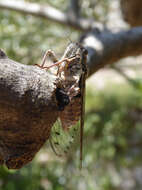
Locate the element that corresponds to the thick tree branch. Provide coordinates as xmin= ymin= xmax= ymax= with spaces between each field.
xmin=80 ymin=27 xmax=142 ymax=76
xmin=0 ymin=0 xmax=100 ymax=31
xmin=0 ymin=50 xmax=58 ymax=169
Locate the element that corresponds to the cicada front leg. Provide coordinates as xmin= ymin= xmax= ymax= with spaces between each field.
xmin=35 ymin=50 xmax=77 ymax=76
xmin=35 ymin=50 xmax=58 ymax=68
xmin=41 ymin=50 xmax=58 ymax=67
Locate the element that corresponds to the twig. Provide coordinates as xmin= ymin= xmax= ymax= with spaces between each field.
xmin=0 ymin=0 xmax=100 ymax=31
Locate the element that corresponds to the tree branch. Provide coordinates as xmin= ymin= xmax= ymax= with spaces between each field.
xmin=0 ymin=49 xmax=58 ymax=169
xmin=0 ymin=0 xmax=100 ymax=31
xmin=80 ymin=27 xmax=142 ymax=76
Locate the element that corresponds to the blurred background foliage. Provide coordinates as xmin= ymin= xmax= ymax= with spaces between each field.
xmin=0 ymin=0 xmax=142 ymax=190
xmin=0 ymin=0 xmax=111 ymax=65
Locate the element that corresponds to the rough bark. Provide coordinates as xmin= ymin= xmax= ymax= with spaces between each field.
xmin=120 ymin=0 xmax=142 ymax=27
xmin=0 ymin=49 xmax=58 ymax=169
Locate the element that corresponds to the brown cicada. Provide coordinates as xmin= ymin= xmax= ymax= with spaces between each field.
xmin=36 ymin=42 xmax=88 ymax=168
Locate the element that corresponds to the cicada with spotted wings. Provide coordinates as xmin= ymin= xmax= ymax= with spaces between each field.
xmin=36 ymin=43 xmax=88 ymax=168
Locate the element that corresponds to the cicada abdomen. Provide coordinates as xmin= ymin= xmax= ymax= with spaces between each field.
xmin=59 ymin=94 xmax=81 ymax=131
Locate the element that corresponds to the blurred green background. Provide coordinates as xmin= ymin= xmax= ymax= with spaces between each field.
xmin=0 ymin=0 xmax=142 ymax=190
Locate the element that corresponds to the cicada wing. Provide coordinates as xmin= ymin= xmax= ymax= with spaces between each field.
xmin=79 ymin=73 xmax=86 ymax=169
xmin=79 ymin=49 xmax=88 ymax=168
xmin=49 ymin=119 xmax=79 ymax=157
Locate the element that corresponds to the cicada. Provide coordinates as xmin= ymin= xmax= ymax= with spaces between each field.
xmin=36 ymin=43 xmax=88 ymax=168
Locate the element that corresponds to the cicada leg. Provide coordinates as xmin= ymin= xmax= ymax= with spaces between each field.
xmin=36 ymin=52 xmax=78 ymax=76
xmin=42 ymin=57 xmax=77 ymax=70
xmin=41 ymin=50 xmax=58 ymax=67
xmin=35 ymin=50 xmax=58 ymax=68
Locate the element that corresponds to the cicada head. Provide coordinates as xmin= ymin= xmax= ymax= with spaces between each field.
xmin=61 ymin=43 xmax=87 ymax=79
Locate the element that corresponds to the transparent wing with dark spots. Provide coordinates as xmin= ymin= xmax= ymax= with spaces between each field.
xmin=49 ymin=120 xmax=79 ymax=157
